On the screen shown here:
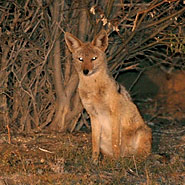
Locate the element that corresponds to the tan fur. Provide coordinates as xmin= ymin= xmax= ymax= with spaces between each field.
xmin=65 ymin=30 xmax=152 ymax=163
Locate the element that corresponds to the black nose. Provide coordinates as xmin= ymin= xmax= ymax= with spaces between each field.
xmin=83 ymin=69 xmax=89 ymax=75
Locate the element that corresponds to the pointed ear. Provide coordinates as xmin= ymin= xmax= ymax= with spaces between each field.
xmin=65 ymin=32 xmax=83 ymax=53
xmin=92 ymin=30 xmax=108 ymax=51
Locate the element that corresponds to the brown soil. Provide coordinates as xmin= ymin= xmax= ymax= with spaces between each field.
xmin=0 ymin=116 xmax=184 ymax=184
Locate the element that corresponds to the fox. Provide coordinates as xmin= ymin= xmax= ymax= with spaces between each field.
xmin=65 ymin=30 xmax=152 ymax=164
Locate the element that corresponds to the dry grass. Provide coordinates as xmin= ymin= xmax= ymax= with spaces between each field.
xmin=0 ymin=115 xmax=184 ymax=185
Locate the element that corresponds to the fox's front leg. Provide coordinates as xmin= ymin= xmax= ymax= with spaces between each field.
xmin=90 ymin=116 xmax=101 ymax=164
xmin=111 ymin=116 xmax=121 ymax=158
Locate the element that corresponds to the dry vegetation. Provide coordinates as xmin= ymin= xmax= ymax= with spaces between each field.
xmin=0 ymin=0 xmax=184 ymax=132
xmin=0 ymin=120 xmax=184 ymax=184
xmin=0 ymin=0 xmax=185 ymax=184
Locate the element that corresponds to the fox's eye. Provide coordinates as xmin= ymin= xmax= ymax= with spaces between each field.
xmin=78 ymin=57 xmax=83 ymax=62
xmin=92 ymin=57 xmax=97 ymax=61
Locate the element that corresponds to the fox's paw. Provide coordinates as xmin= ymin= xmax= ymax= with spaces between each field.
xmin=92 ymin=152 xmax=99 ymax=165
xmin=92 ymin=158 xmax=99 ymax=165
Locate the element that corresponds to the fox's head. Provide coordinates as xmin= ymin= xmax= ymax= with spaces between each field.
xmin=65 ymin=30 xmax=108 ymax=76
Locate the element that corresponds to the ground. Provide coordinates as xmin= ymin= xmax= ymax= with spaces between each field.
xmin=0 ymin=101 xmax=185 ymax=184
